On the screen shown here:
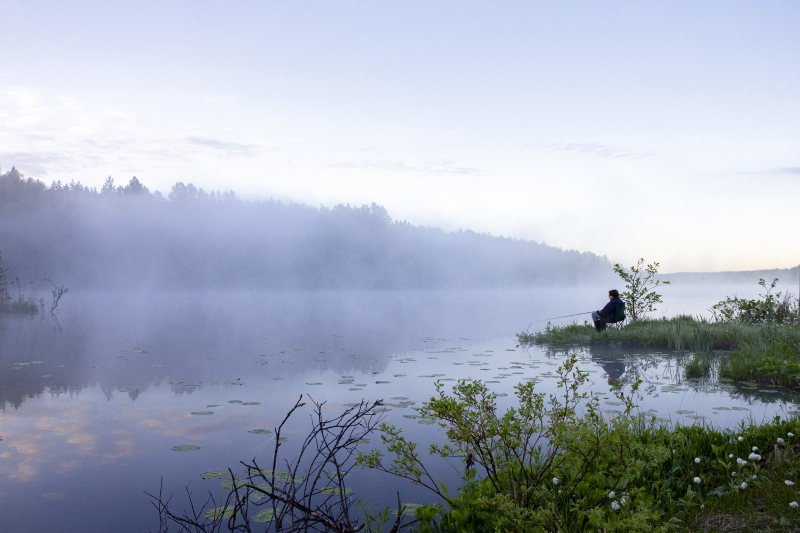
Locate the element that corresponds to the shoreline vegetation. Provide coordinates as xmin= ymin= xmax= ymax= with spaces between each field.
xmin=519 ymin=277 xmax=800 ymax=389
xmin=0 ymin=250 xmax=67 ymax=316
xmin=154 ymin=357 xmax=800 ymax=533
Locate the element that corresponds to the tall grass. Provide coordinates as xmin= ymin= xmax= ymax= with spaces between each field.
xmin=519 ymin=317 xmax=800 ymax=388
xmin=517 ymin=316 xmax=775 ymax=351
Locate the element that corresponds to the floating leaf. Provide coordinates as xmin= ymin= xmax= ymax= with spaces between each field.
xmin=249 ymin=429 xmax=272 ymax=434
xmin=220 ymin=479 xmax=249 ymax=490
xmin=306 ymin=383 xmax=323 ymax=386
xmin=375 ymin=381 xmax=391 ymax=384
xmin=191 ymin=411 xmax=214 ymax=415
xmin=391 ymin=503 xmax=425 ymax=516
xmin=229 ymin=400 xmax=243 ymax=403
xmin=172 ymin=445 xmax=201 ymax=451
xmin=201 ymin=471 xmax=230 ymax=480
xmin=204 ymin=506 xmax=239 ymax=520
xmin=242 ymin=402 xmax=261 ymax=405
xmin=252 ymin=508 xmax=281 ymax=522
xmin=320 ymin=487 xmax=352 ymax=496
xmin=207 ymin=404 xmax=221 ymax=408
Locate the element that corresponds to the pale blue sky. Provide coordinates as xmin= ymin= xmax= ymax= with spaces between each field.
xmin=1 ymin=1 xmax=798 ymax=271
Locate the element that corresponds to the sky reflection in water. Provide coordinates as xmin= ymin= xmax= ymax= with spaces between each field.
xmin=0 ymin=287 xmax=797 ymax=532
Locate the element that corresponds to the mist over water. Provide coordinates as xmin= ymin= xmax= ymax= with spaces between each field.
xmin=1 ymin=287 xmax=798 ymax=532
xmin=2 ymin=170 xmax=799 ymax=532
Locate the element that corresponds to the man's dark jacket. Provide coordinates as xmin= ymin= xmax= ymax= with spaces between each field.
xmin=598 ymin=297 xmax=625 ymax=322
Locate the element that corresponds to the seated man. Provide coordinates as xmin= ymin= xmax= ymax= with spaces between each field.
xmin=592 ymin=290 xmax=626 ymax=332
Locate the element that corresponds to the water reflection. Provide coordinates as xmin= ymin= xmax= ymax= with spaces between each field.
xmin=1 ymin=288 xmax=798 ymax=532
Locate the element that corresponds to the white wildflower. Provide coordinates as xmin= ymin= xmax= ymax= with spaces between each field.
xmin=732 ymin=472 xmax=737 ymax=477
xmin=786 ymin=480 xmax=795 ymax=487
xmin=791 ymin=501 xmax=800 ymax=509
xmin=737 ymin=458 xmax=747 ymax=466
xmin=740 ymin=482 xmax=748 ymax=489
xmin=778 ymin=438 xmax=785 ymax=444
xmin=695 ymin=457 xmax=701 ymax=464
xmin=611 ymin=501 xmax=620 ymax=511
xmin=609 ymin=491 xmax=616 ymax=499
xmin=752 ymin=446 xmax=758 ymax=451
xmin=748 ymin=453 xmax=761 ymax=461
xmin=552 ymin=478 xmax=560 ymax=485
xmin=738 ymin=436 xmax=744 ymax=442
xmin=789 ymin=432 xmax=795 ymax=437
xmin=694 ymin=477 xmax=701 ymax=484
xmin=752 ymin=475 xmax=757 ymax=480
xmin=729 ymin=453 xmax=735 ymax=459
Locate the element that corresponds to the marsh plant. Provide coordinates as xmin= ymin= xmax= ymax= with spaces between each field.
xmin=0 ymin=250 xmax=41 ymax=315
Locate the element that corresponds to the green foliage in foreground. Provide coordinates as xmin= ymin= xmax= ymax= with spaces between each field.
xmin=358 ymin=355 xmax=800 ymax=532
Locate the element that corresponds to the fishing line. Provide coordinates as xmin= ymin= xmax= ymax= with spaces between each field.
xmin=527 ymin=310 xmax=595 ymax=323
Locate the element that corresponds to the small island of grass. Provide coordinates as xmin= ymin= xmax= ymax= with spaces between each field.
xmin=519 ymin=276 xmax=800 ymax=389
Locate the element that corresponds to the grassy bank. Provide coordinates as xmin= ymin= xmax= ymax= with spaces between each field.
xmin=519 ymin=317 xmax=800 ymax=388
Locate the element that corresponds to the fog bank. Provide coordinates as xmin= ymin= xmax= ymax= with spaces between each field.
xmin=0 ymin=168 xmax=613 ymax=290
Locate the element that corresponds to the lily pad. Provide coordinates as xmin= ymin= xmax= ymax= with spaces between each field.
xmin=201 ymin=471 xmax=230 ymax=480
xmin=249 ymin=429 xmax=272 ymax=434
xmin=675 ymin=410 xmax=695 ymax=415
xmin=375 ymin=381 xmax=391 ymax=384
xmin=172 ymin=445 xmax=201 ymax=451
xmin=220 ymin=479 xmax=249 ymax=490
xmin=306 ymin=383 xmax=323 ymax=386
xmin=242 ymin=402 xmax=261 ymax=405
xmin=392 ymin=503 xmax=425 ymax=516
xmin=252 ymin=508 xmax=281 ymax=522
xmin=191 ymin=411 xmax=214 ymax=415
xmin=204 ymin=506 xmax=239 ymax=520
xmin=320 ymin=487 xmax=352 ymax=496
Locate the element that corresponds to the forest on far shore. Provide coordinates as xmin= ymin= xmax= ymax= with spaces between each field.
xmin=0 ymin=167 xmax=612 ymax=290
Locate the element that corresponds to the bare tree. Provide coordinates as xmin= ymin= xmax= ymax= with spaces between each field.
xmin=148 ymin=396 xmax=414 ymax=533
xmin=44 ymin=277 xmax=68 ymax=314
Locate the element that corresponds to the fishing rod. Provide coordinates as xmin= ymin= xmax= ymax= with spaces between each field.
xmin=528 ymin=310 xmax=595 ymax=323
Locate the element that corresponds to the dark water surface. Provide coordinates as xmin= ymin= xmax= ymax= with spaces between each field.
xmin=1 ymin=287 xmax=796 ymax=532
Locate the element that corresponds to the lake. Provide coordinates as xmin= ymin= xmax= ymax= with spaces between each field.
xmin=1 ymin=286 xmax=796 ymax=532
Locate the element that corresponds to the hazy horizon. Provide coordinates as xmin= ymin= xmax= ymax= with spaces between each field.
xmin=2 ymin=1 xmax=799 ymax=272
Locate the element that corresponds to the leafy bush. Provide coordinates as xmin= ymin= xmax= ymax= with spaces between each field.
xmin=357 ymin=355 xmax=800 ymax=532
xmin=710 ymin=278 xmax=799 ymax=325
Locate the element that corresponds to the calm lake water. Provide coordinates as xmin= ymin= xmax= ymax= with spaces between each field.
xmin=1 ymin=286 xmax=797 ymax=532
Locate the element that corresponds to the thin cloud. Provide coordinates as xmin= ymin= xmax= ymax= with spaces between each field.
xmin=0 ymin=86 xmax=274 ymax=176
xmin=527 ymin=141 xmax=652 ymax=160
xmin=185 ymin=136 xmax=266 ymax=157
xmin=327 ymin=158 xmax=484 ymax=176
xmin=772 ymin=167 xmax=800 ymax=176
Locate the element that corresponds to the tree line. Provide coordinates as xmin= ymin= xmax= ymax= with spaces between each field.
xmin=0 ymin=167 xmax=612 ymax=290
